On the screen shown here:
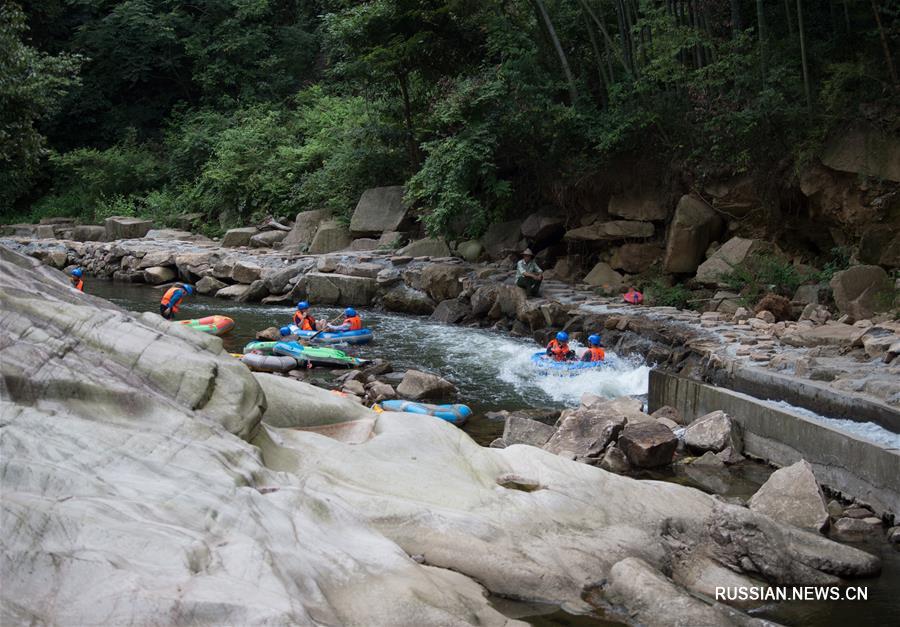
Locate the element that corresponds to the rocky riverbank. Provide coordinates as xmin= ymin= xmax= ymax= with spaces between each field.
xmin=1 ymin=244 xmax=888 ymax=626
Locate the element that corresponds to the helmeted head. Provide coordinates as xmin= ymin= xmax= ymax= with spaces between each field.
xmin=344 ymin=307 xmax=357 ymax=317
xmin=522 ymin=248 xmax=534 ymax=258
xmin=556 ymin=331 xmax=568 ymax=343
xmin=71 ymin=268 xmax=83 ymax=278
xmin=280 ymin=325 xmax=292 ymax=336
xmin=296 ymin=300 xmax=310 ymax=311
xmin=588 ymin=334 xmax=601 ymax=346
xmin=183 ymin=284 xmax=194 ymax=295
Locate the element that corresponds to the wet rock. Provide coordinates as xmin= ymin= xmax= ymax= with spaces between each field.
xmin=829 ymin=265 xmax=892 ymax=320
xmin=397 ymin=237 xmax=451 ymax=258
xmin=231 ymin=260 xmax=262 ymax=284
xmin=583 ymin=262 xmax=624 ymax=291
xmin=306 ymin=272 xmax=377 ymax=306
xmin=609 ymin=243 xmax=664 ymax=274
xmin=832 ymin=516 xmax=883 ymax=541
xmin=457 ymin=240 xmax=483 ymax=262
xmin=430 ymin=299 xmax=471 ymax=324
xmin=663 ymin=194 xmax=724 ymax=274
xmin=382 ymin=283 xmax=435 ymax=315
xmin=359 ymin=358 xmax=392 ymax=378
xmin=716 ymin=447 xmax=745 ymax=465
xmin=72 ymin=225 xmax=107 ymax=242
xmin=481 ymin=220 xmax=523 ymax=259
xmin=366 ymin=381 xmax=396 ymax=402
xmin=105 ymin=216 xmax=153 ymax=240
xmin=196 ymin=275 xmax=227 ymax=295
xmin=216 ymin=283 xmax=252 ymax=300
xmin=375 ymin=267 xmax=402 ymax=287
xmin=249 ymin=230 xmax=287 ymax=248
xmin=343 ymin=379 xmax=366 ymax=396
xmin=696 ymin=237 xmax=781 ymax=286
xmin=143 ymin=266 xmax=176 ymax=285
xmin=618 ymin=422 xmax=678 ymax=468
xmin=237 ymin=279 xmax=268 ymax=303
xmin=651 ymin=405 xmax=684 ymax=425
xmin=564 ymin=220 xmax=654 ymax=242
xmin=692 ymin=451 xmax=725 ymax=468
xmin=421 ymin=264 xmax=468 ymax=302
xmin=749 ymin=460 xmax=828 ymax=532
xmin=396 ymin=369 xmax=456 ymax=400
xmin=683 ymin=410 xmax=741 ymax=454
xmin=349 ymin=186 xmax=409 ymax=235
xmin=221 ymin=226 xmax=258 ymax=247
xmin=543 ymin=406 xmax=625 ymax=459
xmin=281 ymin=209 xmax=330 ymax=251
xmin=309 ymin=219 xmax=352 ymax=254
xmin=503 ymin=416 xmax=556 ymax=448
xmin=508 ymin=407 xmax=561 ymax=426
xmin=255 ymin=326 xmax=283 ymax=341
xmin=263 ymin=261 xmax=313 ymax=294
xmin=471 ymin=284 xmax=500 ymax=316
xmin=599 ymin=445 xmax=631 ymax=473
xmin=335 ymin=261 xmax=383 ymax=279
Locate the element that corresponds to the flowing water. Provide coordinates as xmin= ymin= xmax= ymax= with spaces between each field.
xmin=85 ymin=279 xmax=900 ymax=627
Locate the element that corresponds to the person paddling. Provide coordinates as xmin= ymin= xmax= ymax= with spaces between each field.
xmin=327 ymin=308 xmax=363 ymax=332
xmin=581 ymin=334 xmax=605 ymax=362
xmin=293 ymin=301 xmax=317 ymax=331
xmin=159 ymin=283 xmax=193 ymax=320
xmin=70 ymin=268 xmax=84 ymax=292
xmin=623 ymin=286 xmax=644 ymax=305
xmin=546 ymin=331 xmax=575 ymax=362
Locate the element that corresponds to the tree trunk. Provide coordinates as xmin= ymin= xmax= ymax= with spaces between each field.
xmin=532 ymin=0 xmax=579 ymax=103
xmin=870 ymin=0 xmax=899 ymax=84
xmin=730 ymin=0 xmax=742 ymax=37
xmin=783 ymin=0 xmax=794 ymax=35
xmin=756 ymin=0 xmax=767 ymax=84
xmin=578 ymin=0 xmax=631 ymax=76
xmin=797 ymin=0 xmax=812 ymax=109
xmin=397 ymin=71 xmax=420 ymax=167
xmin=582 ymin=8 xmax=609 ymax=107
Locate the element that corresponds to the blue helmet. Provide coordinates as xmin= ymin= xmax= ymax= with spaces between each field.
xmin=279 ymin=325 xmax=292 ymax=336
xmin=345 ymin=307 xmax=357 ymax=317
xmin=296 ymin=301 xmax=309 ymax=311
xmin=183 ymin=284 xmax=194 ymax=295
xmin=556 ymin=331 xmax=568 ymax=342
xmin=588 ymin=334 xmax=601 ymax=346
xmin=71 ymin=268 xmax=83 ymax=278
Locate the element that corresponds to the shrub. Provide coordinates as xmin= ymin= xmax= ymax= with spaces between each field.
xmin=720 ymin=254 xmax=807 ymax=305
xmin=646 ymin=277 xmax=693 ymax=309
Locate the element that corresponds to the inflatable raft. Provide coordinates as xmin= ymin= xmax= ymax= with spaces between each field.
xmin=273 ymin=342 xmax=369 ymax=369
xmin=179 ymin=315 xmax=234 ymax=336
xmin=530 ymin=351 xmax=608 ymax=374
xmin=375 ymin=400 xmax=472 ymax=427
xmin=243 ymin=340 xmax=278 ymax=355
xmin=280 ymin=324 xmax=374 ymax=345
xmin=241 ymin=353 xmax=297 ymax=373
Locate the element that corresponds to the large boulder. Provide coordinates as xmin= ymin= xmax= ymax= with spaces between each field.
xmin=396 ymin=369 xmax=456 ymax=400
xmin=349 ymin=186 xmax=409 ymax=235
xmin=696 ymin=237 xmax=781 ymax=285
xmin=382 ymin=284 xmax=436 ymax=315
xmin=104 ymin=216 xmax=153 ymax=240
xmin=196 ymin=275 xmax=227 ymax=295
xmin=249 ymin=230 xmax=287 ymax=248
xmin=309 ymin=220 xmax=352 ymax=254
xmin=481 ymin=220 xmax=523 ymax=260
xmin=306 ymin=272 xmax=377 ymax=306
xmin=221 ymin=226 xmax=258 ymax=247
xmin=421 ymin=264 xmax=467 ymax=302
xmin=683 ymin=411 xmax=742 ymax=454
xmin=174 ymin=251 xmax=218 ymax=282
xmin=617 ymin=422 xmax=678 ymax=468
xmin=281 ymin=209 xmax=329 ymax=251
xmin=457 ymin=240 xmax=483 ymax=262
xmin=749 ymin=460 xmax=829 ymax=532
xmin=663 ymin=195 xmax=724 ymax=274
xmin=136 ymin=250 xmax=175 ymax=270
xmin=143 ymin=266 xmax=176 ymax=285
xmin=820 ymin=123 xmax=900 ymax=183
xmin=520 ymin=212 xmax=565 ymax=245
xmin=829 ymin=265 xmax=892 ymax=320
xmin=216 ymin=283 xmax=252 ymax=300
xmin=583 ymin=262 xmax=624 ymax=291
xmin=470 ymin=284 xmax=500 ymax=316
xmin=503 ymin=416 xmax=556 ymax=448
xmin=72 ymin=225 xmax=106 ymax=242
xmin=564 ymin=221 xmax=654 ymax=241
xmin=231 ymin=260 xmax=263 ymax=284
xmin=543 ymin=406 xmax=626 ymax=460
xmin=430 ymin=299 xmax=471 ymax=324
xmin=263 ymin=260 xmax=315 ymax=294
xmin=397 ymin=238 xmax=451 ymax=258
xmin=859 ymin=226 xmax=900 ymax=269
xmin=608 ymin=190 xmax=668 ymax=221
xmin=609 ymin=243 xmax=664 ymax=274
xmin=781 ymin=322 xmax=867 ymax=348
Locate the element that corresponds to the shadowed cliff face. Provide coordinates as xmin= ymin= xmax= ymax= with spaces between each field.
xmin=0 ymin=245 xmax=880 ymax=626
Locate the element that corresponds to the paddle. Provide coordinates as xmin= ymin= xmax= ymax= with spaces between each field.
xmin=305 ymin=312 xmax=345 ymax=342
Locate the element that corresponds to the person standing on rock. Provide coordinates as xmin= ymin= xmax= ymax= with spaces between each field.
xmin=159 ymin=283 xmax=194 ymax=320
xmin=70 ymin=268 xmax=84 ymax=292
xmin=581 ymin=334 xmax=605 ymax=362
xmin=546 ymin=331 xmax=575 ymax=361
xmin=515 ymin=248 xmax=543 ymax=297
xmin=327 ymin=308 xmax=363 ymax=332
xmin=293 ymin=301 xmax=317 ymax=331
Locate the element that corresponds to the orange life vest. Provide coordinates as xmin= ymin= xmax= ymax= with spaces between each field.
xmin=547 ymin=339 xmax=570 ymax=361
xmin=346 ymin=315 xmax=362 ymax=331
xmin=160 ymin=286 xmax=183 ymax=313
xmin=586 ymin=347 xmax=605 ymax=362
xmin=72 ymin=278 xmax=83 ymax=292
xmin=293 ymin=311 xmax=314 ymax=331
xmin=624 ymin=289 xmax=643 ymax=305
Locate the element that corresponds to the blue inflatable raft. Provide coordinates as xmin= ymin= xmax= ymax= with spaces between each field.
xmin=375 ymin=400 xmax=472 ymax=427
xmin=280 ymin=324 xmax=374 ymax=345
xmin=530 ymin=351 xmax=609 ymax=375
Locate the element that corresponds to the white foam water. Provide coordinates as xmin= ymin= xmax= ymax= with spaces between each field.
xmin=766 ymin=400 xmax=900 ymax=449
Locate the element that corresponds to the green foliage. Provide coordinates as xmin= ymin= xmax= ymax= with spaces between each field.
xmin=816 ymin=246 xmax=853 ymax=282
xmin=646 ymin=277 xmax=693 ymax=310
xmin=720 ymin=254 xmax=807 ymax=305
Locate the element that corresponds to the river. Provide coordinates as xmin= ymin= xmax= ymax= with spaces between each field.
xmin=86 ymin=279 xmax=900 ymax=627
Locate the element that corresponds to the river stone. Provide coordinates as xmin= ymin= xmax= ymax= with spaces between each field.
xmin=104 ymin=216 xmax=153 ymax=240
xmin=481 ymin=220 xmax=523 ymax=260
xmin=396 ymin=369 xmax=456 ymax=400
xmin=820 ymin=122 xmax=900 ymax=182
xmin=430 ymin=299 xmax=471 ymax=324
xmin=599 ymin=445 xmax=631 ymax=473
xmin=263 ymin=260 xmax=314 ymax=294
xmin=366 ymin=381 xmax=396 ymax=402
xmin=457 ymin=240 xmax=483 ymax=262
xmin=1 ymin=245 xmax=882 ymax=627
xmin=617 ymin=422 xmax=678 ymax=468
xmin=143 ymin=266 xmax=176 ymax=285
xmin=520 ymin=212 xmax=565 ymax=245
xmin=608 ymin=189 xmax=668 ymax=221
xmin=683 ymin=411 xmax=741 ymax=454
xmin=348 ymin=238 xmax=379 ymax=251
xmin=421 ymin=264 xmax=467 ymax=302
xmin=282 ymin=209 xmax=329 ymax=251
xmin=221 ymin=226 xmax=258 ymax=247
xmin=250 ymin=230 xmax=287 ymax=248
xmin=309 ymin=220 xmax=352 ymax=254
xmin=216 ymin=283 xmax=252 ymax=300
xmin=145 ymin=228 xmax=200 ymax=241
xmin=136 ymin=250 xmax=175 ymax=269
xmin=306 ymin=272 xmax=377 ymax=306
xmin=831 ymin=516 xmax=883 ymax=540
xmin=651 ymin=405 xmax=684 ymax=425
xmin=382 ymin=284 xmax=435 ymax=315
xmin=231 ymin=260 xmax=263 ymax=284
xmin=749 ymin=460 xmax=828 ymax=532
xmin=397 ymin=238 xmax=451 ymax=258
xmin=196 ymin=275 xmax=227 ymax=295
xmin=72 ymin=225 xmax=107 ymax=241
xmin=237 ymin=279 xmax=268 ymax=302
xmin=470 ymin=284 xmax=500 ymax=316
xmin=781 ymin=322 xmax=866 ymax=348
xmin=829 ymin=265 xmax=892 ymax=321
xmin=503 ymin=416 xmax=556 ymax=448
xmin=349 ymin=186 xmax=409 ymax=235
xmin=663 ymin=195 xmax=724 ymax=274
xmin=696 ymin=237 xmax=781 ymax=286
xmin=583 ymin=262 xmax=624 ymax=291
xmin=543 ymin=407 xmax=625 ymax=460
xmin=563 ymin=220 xmax=654 ymax=241
xmin=335 ymin=261 xmax=383 ymax=279
xmin=609 ymin=243 xmax=664 ymax=274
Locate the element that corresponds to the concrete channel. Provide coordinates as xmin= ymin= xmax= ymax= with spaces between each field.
xmin=648 ymin=369 xmax=900 ymax=519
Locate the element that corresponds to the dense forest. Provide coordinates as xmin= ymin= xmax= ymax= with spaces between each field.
xmin=3 ymin=0 xmax=898 ymax=238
